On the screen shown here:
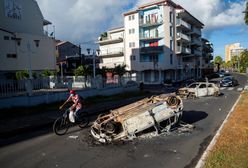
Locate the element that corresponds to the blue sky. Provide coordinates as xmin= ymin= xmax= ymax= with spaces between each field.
xmin=36 ymin=0 xmax=247 ymax=60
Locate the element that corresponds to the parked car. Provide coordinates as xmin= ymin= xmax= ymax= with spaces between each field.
xmin=177 ymin=82 xmax=220 ymax=98
xmin=220 ymin=76 xmax=238 ymax=87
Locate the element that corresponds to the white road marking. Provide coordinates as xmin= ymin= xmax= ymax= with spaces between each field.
xmin=227 ymin=87 xmax=234 ymax=91
xmin=220 ymin=87 xmax=226 ymax=90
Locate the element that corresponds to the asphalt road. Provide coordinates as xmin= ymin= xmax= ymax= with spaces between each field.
xmin=0 ymin=73 xmax=247 ymax=168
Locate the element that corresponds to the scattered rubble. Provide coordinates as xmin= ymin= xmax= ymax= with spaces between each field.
xmin=90 ymin=94 xmax=184 ymax=143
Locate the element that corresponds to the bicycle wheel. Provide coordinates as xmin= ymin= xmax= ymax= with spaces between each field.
xmin=78 ymin=112 xmax=89 ymax=128
xmin=53 ymin=117 xmax=69 ymax=135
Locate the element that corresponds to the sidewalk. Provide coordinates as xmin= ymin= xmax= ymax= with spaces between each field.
xmin=0 ymin=95 xmax=150 ymax=138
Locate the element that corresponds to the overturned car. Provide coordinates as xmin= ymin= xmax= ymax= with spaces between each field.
xmin=177 ymin=82 xmax=220 ymax=99
xmin=91 ymin=94 xmax=183 ymax=143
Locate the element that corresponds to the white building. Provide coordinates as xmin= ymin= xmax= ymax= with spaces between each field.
xmin=0 ymin=0 xmax=56 ymax=79
xmin=98 ymin=0 xmax=205 ymax=84
xmin=97 ymin=27 xmax=125 ymax=68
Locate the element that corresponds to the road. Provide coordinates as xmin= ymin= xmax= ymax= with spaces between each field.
xmin=0 ymin=74 xmax=247 ymax=168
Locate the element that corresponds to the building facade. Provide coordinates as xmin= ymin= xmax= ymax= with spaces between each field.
xmin=225 ymin=43 xmax=244 ymax=62
xmin=98 ymin=0 xmax=209 ymax=84
xmin=98 ymin=27 xmax=125 ymax=68
xmin=0 ymin=0 xmax=56 ymax=79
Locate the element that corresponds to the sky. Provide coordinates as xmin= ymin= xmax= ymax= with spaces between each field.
xmin=36 ymin=0 xmax=248 ymax=59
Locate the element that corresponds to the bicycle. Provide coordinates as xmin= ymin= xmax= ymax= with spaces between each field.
xmin=53 ymin=108 xmax=89 ymax=135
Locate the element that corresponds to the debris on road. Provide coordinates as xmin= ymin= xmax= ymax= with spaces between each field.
xmin=91 ymin=94 xmax=183 ymax=143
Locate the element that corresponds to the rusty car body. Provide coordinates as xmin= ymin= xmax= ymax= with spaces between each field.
xmin=91 ymin=94 xmax=183 ymax=143
xmin=178 ymin=82 xmax=220 ymax=99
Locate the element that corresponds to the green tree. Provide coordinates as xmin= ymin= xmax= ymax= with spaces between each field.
xmin=41 ymin=69 xmax=54 ymax=77
xmin=245 ymin=2 xmax=248 ymax=25
xmin=231 ymin=55 xmax=239 ymax=71
xmin=74 ymin=65 xmax=92 ymax=87
xmin=214 ymin=56 xmax=223 ymax=72
xmin=113 ymin=64 xmax=127 ymax=77
xmin=239 ymin=50 xmax=248 ymax=73
xmin=15 ymin=70 xmax=29 ymax=80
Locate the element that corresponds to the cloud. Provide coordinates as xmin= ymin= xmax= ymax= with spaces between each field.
xmin=36 ymin=0 xmax=130 ymax=47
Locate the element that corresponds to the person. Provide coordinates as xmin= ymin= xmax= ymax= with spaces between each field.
xmin=60 ymin=90 xmax=82 ymax=123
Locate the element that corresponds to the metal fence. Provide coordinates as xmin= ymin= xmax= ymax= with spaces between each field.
xmin=0 ymin=76 xmax=138 ymax=98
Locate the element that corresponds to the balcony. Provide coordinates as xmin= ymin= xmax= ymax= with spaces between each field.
xmin=191 ymin=38 xmax=201 ymax=46
xmin=98 ymin=48 xmax=124 ymax=57
xmin=140 ymin=46 xmax=164 ymax=54
xmin=140 ymin=33 xmax=163 ymax=41
xmin=176 ymin=19 xmax=191 ymax=31
xmin=176 ymin=46 xmax=191 ymax=55
xmin=190 ymin=27 xmax=201 ymax=37
xmin=176 ymin=32 xmax=191 ymax=42
xmin=139 ymin=19 xmax=163 ymax=28
xmin=192 ymin=49 xmax=202 ymax=56
xmin=98 ymin=37 xmax=123 ymax=45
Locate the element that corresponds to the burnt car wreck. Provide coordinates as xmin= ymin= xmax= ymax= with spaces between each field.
xmin=91 ymin=94 xmax=183 ymax=143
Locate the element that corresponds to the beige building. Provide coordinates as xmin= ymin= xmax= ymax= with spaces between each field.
xmin=0 ymin=0 xmax=56 ymax=79
xmin=225 ymin=43 xmax=244 ymax=62
xmin=98 ymin=0 xmax=208 ymax=84
xmin=97 ymin=27 xmax=125 ymax=68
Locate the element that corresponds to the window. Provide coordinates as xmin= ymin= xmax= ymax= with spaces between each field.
xmin=170 ymin=40 xmax=173 ymax=51
xmin=129 ymin=28 xmax=135 ymax=34
xmin=6 ymin=54 xmax=17 ymax=58
xmin=169 ymin=12 xmax=173 ymax=23
xmin=129 ymin=42 xmax=135 ymax=48
xmin=129 ymin=15 xmax=135 ymax=21
xmin=130 ymin=55 xmax=136 ymax=61
xmin=170 ymin=26 xmax=173 ymax=37
xmin=4 ymin=36 xmax=9 ymax=40
xmin=170 ymin=54 xmax=173 ymax=65
xmin=199 ymin=84 xmax=207 ymax=88
xmin=129 ymin=15 xmax=132 ymax=21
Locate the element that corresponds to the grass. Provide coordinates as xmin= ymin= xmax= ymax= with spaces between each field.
xmin=204 ymin=91 xmax=248 ymax=168
xmin=0 ymin=91 xmax=149 ymax=120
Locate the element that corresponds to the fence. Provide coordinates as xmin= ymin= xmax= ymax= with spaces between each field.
xmin=0 ymin=76 xmax=138 ymax=98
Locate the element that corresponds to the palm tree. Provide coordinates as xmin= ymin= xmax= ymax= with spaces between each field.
xmin=214 ymin=56 xmax=223 ymax=72
xmin=244 ymin=2 xmax=248 ymax=25
xmin=74 ymin=65 xmax=92 ymax=87
xmin=113 ymin=64 xmax=127 ymax=77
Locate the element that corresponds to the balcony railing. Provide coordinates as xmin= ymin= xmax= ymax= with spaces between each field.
xmin=191 ymin=38 xmax=201 ymax=46
xmin=176 ymin=19 xmax=191 ymax=30
xmin=192 ymin=49 xmax=202 ymax=56
xmin=139 ymin=19 xmax=163 ymax=27
xmin=176 ymin=32 xmax=191 ymax=42
xmin=98 ymin=37 xmax=123 ymax=45
xmin=176 ymin=46 xmax=191 ymax=54
xmin=140 ymin=33 xmax=163 ymax=40
xmin=99 ymin=48 xmax=124 ymax=57
xmin=190 ymin=27 xmax=201 ymax=36
xmin=140 ymin=46 xmax=164 ymax=54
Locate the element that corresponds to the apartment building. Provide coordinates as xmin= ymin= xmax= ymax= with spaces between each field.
xmin=98 ymin=0 xmax=205 ymax=84
xmin=201 ymin=38 xmax=214 ymax=76
xmin=0 ymin=0 xmax=56 ymax=79
xmin=98 ymin=27 xmax=124 ymax=68
xmin=225 ymin=43 xmax=244 ymax=62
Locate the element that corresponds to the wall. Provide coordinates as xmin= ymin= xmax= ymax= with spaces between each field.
xmin=0 ymin=0 xmax=44 ymax=35
xmin=0 ymin=32 xmax=56 ymax=71
xmin=0 ymin=86 xmax=138 ymax=109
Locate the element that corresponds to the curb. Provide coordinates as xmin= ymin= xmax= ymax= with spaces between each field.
xmin=195 ymin=94 xmax=242 ymax=168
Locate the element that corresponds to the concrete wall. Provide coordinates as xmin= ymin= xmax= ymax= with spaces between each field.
xmin=0 ymin=86 xmax=138 ymax=109
xmin=0 ymin=0 xmax=44 ymax=35
xmin=0 ymin=32 xmax=56 ymax=71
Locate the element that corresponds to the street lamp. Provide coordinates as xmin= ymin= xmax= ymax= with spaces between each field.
xmin=87 ymin=48 xmax=100 ymax=78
